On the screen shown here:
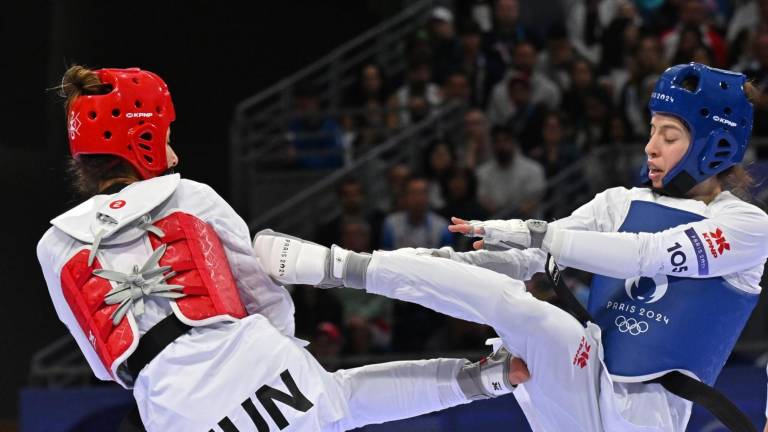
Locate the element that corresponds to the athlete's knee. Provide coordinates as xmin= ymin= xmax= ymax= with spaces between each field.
xmin=490 ymin=286 xmax=546 ymax=323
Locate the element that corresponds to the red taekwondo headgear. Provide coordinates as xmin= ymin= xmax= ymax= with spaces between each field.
xmin=67 ymin=68 xmax=176 ymax=180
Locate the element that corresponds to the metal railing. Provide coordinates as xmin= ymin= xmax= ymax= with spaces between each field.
xmin=239 ymin=104 xmax=449 ymax=167
xmin=247 ymin=101 xmax=466 ymax=237
xmin=29 ymin=336 xmax=94 ymax=387
xmin=491 ymin=144 xmax=646 ymax=221
xmin=229 ymin=0 xmax=440 ymax=212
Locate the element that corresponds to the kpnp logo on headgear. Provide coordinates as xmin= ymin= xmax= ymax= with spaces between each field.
xmin=126 ymin=112 xmax=153 ymax=119
xmin=712 ymin=115 xmax=737 ymax=127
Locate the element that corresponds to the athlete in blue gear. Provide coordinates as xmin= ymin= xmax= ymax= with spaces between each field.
xmin=255 ymin=63 xmax=768 ymax=431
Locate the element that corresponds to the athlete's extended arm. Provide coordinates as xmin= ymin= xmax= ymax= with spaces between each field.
xmin=439 ymin=192 xmax=608 ymax=280
xmin=452 ymin=204 xmax=768 ymax=280
xmin=543 ymin=205 xmax=768 ymax=279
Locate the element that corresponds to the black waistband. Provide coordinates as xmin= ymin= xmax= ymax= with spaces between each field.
xmin=126 ymin=313 xmax=192 ymax=381
xmin=544 ymin=254 xmax=757 ymax=432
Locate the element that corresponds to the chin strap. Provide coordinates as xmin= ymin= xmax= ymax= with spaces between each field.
xmin=649 ymin=170 xmax=699 ymax=198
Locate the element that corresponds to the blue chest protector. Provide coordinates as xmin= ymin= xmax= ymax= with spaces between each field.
xmin=587 ymin=200 xmax=758 ymax=385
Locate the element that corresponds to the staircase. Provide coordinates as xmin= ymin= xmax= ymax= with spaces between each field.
xmin=229 ymin=0 xmax=442 ymax=217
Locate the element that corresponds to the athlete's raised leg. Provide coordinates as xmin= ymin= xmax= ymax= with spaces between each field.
xmin=254 ymin=231 xmax=604 ymax=431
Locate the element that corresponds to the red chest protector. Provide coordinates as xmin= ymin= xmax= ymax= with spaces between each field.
xmin=59 ymin=211 xmax=247 ymax=383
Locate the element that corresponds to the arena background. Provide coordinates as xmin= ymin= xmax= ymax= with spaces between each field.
xmin=2 ymin=0 xmax=767 ymax=431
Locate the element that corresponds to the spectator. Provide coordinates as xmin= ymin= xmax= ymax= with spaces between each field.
xmin=743 ymin=32 xmax=768 ymax=137
xmin=288 ymin=83 xmax=345 ymax=169
xmin=423 ymin=140 xmax=456 ymax=209
xmin=374 ymin=163 xmax=412 ymax=213
xmin=539 ymin=24 xmax=577 ymax=92
xmin=671 ymin=24 xmax=709 ymax=65
xmin=315 ymin=177 xmax=384 ymax=249
xmin=457 ymin=20 xmax=491 ymax=106
xmin=333 ymin=218 xmax=395 ymax=355
xmin=528 ymin=111 xmax=578 ymax=177
xmin=343 ymin=64 xmax=389 ymax=108
xmin=561 ymin=58 xmax=598 ymax=126
xmin=691 ymin=44 xmax=715 ymax=65
xmin=438 ymin=167 xmax=490 ymax=251
xmin=342 ymin=64 xmax=389 ymax=152
xmin=387 ymin=60 xmax=442 ymax=128
xmin=380 ymin=177 xmax=453 ymax=249
xmin=425 ymin=317 xmax=493 ymax=351
xmin=574 ymin=88 xmax=613 ymax=150
xmin=642 ymin=0 xmax=683 ymax=34
xmin=292 ymin=282 xmax=344 ymax=344
xmin=660 ymin=0 xmax=728 ymax=67
xmin=384 ymin=176 xmax=451 ymax=351
xmin=727 ymin=0 xmax=768 ymax=46
xmin=458 ymin=108 xmax=493 ymax=169
xmin=308 ymin=322 xmax=344 ymax=371
xmin=483 ymin=0 xmax=538 ymax=86
xmin=428 ymin=7 xmax=463 ymax=85
xmin=727 ymin=0 xmax=768 ymax=67
xmin=339 ymin=217 xmax=373 ymax=253
xmin=605 ymin=112 xmax=635 ymax=145
xmin=442 ymin=71 xmax=472 ymax=105
xmin=599 ymin=2 xmax=643 ymax=76
xmin=487 ymin=41 xmax=561 ymax=125
xmin=476 ymin=125 xmax=546 ymax=217
xmin=620 ymin=34 xmax=666 ymax=137
xmin=566 ymin=0 xmax=622 ymax=65
xmin=504 ymin=74 xmax=547 ymax=151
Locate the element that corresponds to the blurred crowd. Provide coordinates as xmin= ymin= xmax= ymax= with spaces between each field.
xmin=282 ymin=0 xmax=768 ymax=367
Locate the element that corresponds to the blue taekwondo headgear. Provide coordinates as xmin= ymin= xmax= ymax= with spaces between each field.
xmin=642 ymin=63 xmax=753 ymax=196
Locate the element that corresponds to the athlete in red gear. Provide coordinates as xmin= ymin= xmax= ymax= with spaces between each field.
xmin=37 ymin=65 xmax=529 ymax=432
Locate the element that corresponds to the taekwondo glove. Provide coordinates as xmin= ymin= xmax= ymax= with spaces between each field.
xmin=466 ymin=219 xmax=548 ymax=251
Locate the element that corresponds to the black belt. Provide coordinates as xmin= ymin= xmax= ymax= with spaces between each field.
xmin=126 ymin=313 xmax=192 ymax=381
xmin=544 ymin=254 xmax=757 ymax=432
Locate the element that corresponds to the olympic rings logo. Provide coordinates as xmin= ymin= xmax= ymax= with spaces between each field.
xmin=614 ymin=316 xmax=649 ymax=335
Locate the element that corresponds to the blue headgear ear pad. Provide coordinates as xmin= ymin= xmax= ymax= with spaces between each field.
xmin=642 ymin=63 xmax=753 ymax=196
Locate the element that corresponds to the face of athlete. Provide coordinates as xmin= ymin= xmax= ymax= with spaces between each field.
xmin=645 ymin=114 xmax=691 ymax=188
xmin=166 ymin=128 xmax=179 ymax=170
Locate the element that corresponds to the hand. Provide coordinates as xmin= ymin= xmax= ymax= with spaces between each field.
xmin=449 ymin=217 xmax=548 ymax=251
xmin=448 ymin=217 xmax=486 ymax=250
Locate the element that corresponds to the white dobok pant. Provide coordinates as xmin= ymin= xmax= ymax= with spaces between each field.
xmin=133 ymin=313 xmax=469 ymax=432
xmin=365 ymin=250 xmax=690 ymax=432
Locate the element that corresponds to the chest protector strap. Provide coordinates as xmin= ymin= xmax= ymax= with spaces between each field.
xmin=546 ymin=256 xmax=755 ymax=432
